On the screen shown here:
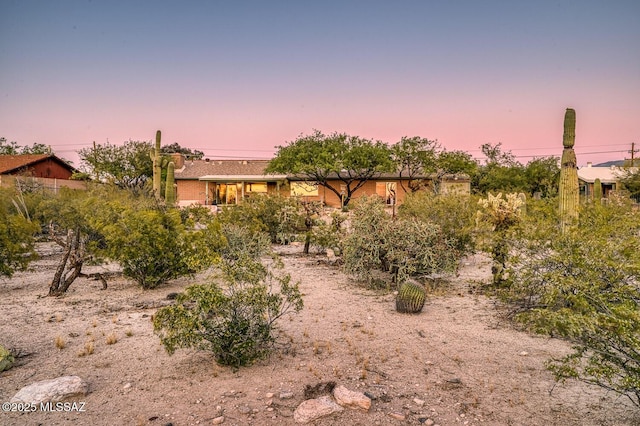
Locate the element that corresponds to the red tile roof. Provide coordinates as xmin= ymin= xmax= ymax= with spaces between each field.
xmin=0 ymin=154 xmax=51 ymax=174
xmin=0 ymin=154 xmax=77 ymax=174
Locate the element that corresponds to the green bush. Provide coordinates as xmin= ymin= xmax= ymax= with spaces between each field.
xmin=386 ymin=216 xmax=458 ymax=284
xmin=0 ymin=344 xmax=14 ymax=372
xmin=310 ymin=210 xmax=346 ymax=254
xmin=153 ymin=229 xmax=303 ymax=369
xmin=399 ymin=192 xmax=477 ymax=256
xmin=96 ymin=204 xmax=220 ymax=289
xmin=341 ymin=196 xmax=391 ymax=286
xmin=505 ymin=200 xmax=640 ymax=406
xmin=217 ymin=194 xmax=305 ymax=244
xmin=0 ymin=188 xmax=38 ymax=277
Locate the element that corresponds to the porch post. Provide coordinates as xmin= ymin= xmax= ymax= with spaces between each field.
xmin=205 ymin=181 xmax=209 ymax=205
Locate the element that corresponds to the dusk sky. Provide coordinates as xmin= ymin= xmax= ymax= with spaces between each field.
xmin=1 ymin=1 xmax=638 ymax=167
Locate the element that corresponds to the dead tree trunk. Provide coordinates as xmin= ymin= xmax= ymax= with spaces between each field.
xmin=48 ymin=226 xmax=86 ymax=296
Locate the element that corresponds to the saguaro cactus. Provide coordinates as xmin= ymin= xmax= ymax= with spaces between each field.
xmin=593 ymin=178 xmax=602 ymax=203
xmin=165 ymin=161 xmax=176 ymax=205
xmin=558 ymin=108 xmax=579 ymax=232
xmin=151 ymin=130 xmax=162 ymax=199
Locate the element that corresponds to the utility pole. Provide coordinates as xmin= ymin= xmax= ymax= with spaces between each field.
xmin=628 ymin=142 xmax=639 ymax=167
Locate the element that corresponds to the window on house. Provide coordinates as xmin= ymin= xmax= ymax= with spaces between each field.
xmin=291 ymin=182 xmax=319 ymax=196
xmin=245 ymin=182 xmax=267 ymax=193
xmin=376 ymin=182 xmax=396 ymax=205
xmin=215 ymin=183 xmax=240 ymax=205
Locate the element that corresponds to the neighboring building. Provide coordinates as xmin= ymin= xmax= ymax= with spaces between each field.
xmin=173 ymin=154 xmax=471 ymax=209
xmin=577 ymin=163 xmax=638 ymax=199
xmin=0 ymin=154 xmax=85 ymax=191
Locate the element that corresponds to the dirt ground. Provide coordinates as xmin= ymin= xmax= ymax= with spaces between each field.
xmin=1 ymin=242 xmax=638 ymax=426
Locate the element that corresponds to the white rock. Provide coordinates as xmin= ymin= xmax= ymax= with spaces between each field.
xmin=11 ymin=376 xmax=88 ymax=404
xmin=413 ymin=397 xmax=425 ymax=406
xmin=293 ymin=396 xmax=343 ymax=424
xmin=389 ymin=412 xmax=406 ymax=420
xmin=211 ymin=416 xmax=225 ymax=424
xmin=333 ymin=385 xmax=371 ymax=411
xmin=280 ymin=391 xmax=294 ymax=399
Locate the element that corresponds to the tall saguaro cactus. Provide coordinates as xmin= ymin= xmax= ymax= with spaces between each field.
xmin=151 ymin=130 xmax=162 ymax=199
xmin=165 ymin=161 xmax=176 ymax=205
xmin=593 ymin=178 xmax=602 ymax=203
xmin=558 ymin=108 xmax=579 ymax=232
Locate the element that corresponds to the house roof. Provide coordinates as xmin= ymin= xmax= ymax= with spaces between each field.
xmin=577 ymin=165 xmax=638 ymax=184
xmin=175 ymin=159 xmax=286 ymax=181
xmin=0 ymin=154 xmax=78 ymax=174
xmin=175 ymin=158 xmax=470 ymax=182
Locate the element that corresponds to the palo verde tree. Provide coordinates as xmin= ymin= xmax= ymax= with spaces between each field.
xmin=391 ymin=136 xmax=440 ymax=193
xmin=266 ymin=130 xmax=395 ymax=207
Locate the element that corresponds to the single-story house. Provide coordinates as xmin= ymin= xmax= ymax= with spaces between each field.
xmin=173 ymin=154 xmax=470 ymax=209
xmin=0 ymin=154 xmax=85 ymax=191
xmin=577 ymin=163 xmax=638 ymax=199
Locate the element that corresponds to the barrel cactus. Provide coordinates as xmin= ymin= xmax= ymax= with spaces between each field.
xmin=558 ymin=108 xmax=579 ymax=232
xmin=396 ymin=280 xmax=427 ymax=313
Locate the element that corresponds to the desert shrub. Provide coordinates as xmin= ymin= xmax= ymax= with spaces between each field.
xmin=309 ymin=210 xmax=346 ymax=254
xmin=153 ymin=233 xmax=303 ymax=369
xmin=219 ymin=223 xmax=271 ymax=283
xmin=398 ymin=192 xmax=477 ymax=256
xmin=505 ymin=200 xmax=640 ymax=406
xmin=0 ymin=188 xmax=38 ymax=277
xmin=95 ymin=199 xmax=221 ymax=289
xmin=32 ymin=186 xmax=220 ymax=294
xmin=217 ymin=194 xmax=305 ymax=244
xmin=386 ymin=217 xmax=458 ymax=284
xmin=475 ymin=192 xmax=525 ymax=285
xmin=341 ymin=196 xmax=391 ymax=286
xmin=341 ymin=196 xmax=459 ymax=287
xmin=0 ymin=344 xmax=15 ymax=372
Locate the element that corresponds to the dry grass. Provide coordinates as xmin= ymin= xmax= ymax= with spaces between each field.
xmin=106 ymin=332 xmax=118 ymax=345
xmin=54 ymin=335 xmax=65 ymax=349
xmin=77 ymin=340 xmax=95 ymax=357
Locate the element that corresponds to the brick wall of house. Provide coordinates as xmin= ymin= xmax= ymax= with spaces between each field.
xmin=176 ymin=177 xmax=467 ymax=208
xmin=176 ymin=180 xmax=208 ymax=205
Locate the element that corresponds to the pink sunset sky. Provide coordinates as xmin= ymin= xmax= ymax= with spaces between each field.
xmin=1 ymin=1 xmax=638 ymax=167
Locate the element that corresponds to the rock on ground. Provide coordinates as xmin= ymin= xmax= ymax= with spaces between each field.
xmin=332 ymin=385 xmax=371 ymax=410
xmin=10 ymin=376 xmax=89 ymax=404
xmin=293 ymin=395 xmax=343 ymax=424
